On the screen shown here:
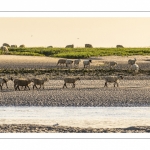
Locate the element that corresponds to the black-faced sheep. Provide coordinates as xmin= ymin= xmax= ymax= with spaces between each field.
xmin=83 ymin=60 xmax=92 ymax=68
xmin=66 ymin=59 xmax=73 ymax=67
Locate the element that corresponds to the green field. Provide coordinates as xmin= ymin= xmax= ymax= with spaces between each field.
xmin=1 ymin=47 xmax=150 ymax=58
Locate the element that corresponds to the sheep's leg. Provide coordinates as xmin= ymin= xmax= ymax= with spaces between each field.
xmin=114 ymin=82 xmax=116 ymax=87
xmin=72 ymin=83 xmax=75 ymax=88
xmin=117 ymin=82 xmax=119 ymax=87
xmin=24 ymin=86 xmax=29 ymax=90
xmin=14 ymin=84 xmax=16 ymax=90
xmin=18 ymin=86 xmax=21 ymax=91
xmin=63 ymin=83 xmax=67 ymax=88
xmin=43 ymin=84 xmax=44 ymax=89
xmin=24 ymin=86 xmax=27 ymax=90
xmin=104 ymin=82 xmax=107 ymax=87
xmin=27 ymin=85 xmax=30 ymax=90
xmin=16 ymin=85 xmax=20 ymax=91
xmin=0 ymin=85 xmax=2 ymax=90
xmin=38 ymin=85 xmax=41 ymax=89
xmin=15 ymin=85 xmax=18 ymax=91
xmin=5 ymin=83 xmax=8 ymax=88
xmin=14 ymin=84 xmax=16 ymax=89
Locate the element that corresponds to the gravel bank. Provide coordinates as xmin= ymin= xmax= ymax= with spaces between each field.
xmin=0 ymin=124 xmax=150 ymax=133
xmin=1 ymin=80 xmax=150 ymax=107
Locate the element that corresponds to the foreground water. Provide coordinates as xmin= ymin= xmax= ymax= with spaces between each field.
xmin=0 ymin=107 xmax=150 ymax=128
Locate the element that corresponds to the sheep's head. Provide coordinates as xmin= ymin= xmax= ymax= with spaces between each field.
xmin=89 ymin=60 xmax=92 ymax=63
xmin=2 ymin=78 xmax=7 ymax=83
xmin=119 ymin=75 xmax=123 ymax=79
xmin=76 ymin=77 xmax=80 ymax=81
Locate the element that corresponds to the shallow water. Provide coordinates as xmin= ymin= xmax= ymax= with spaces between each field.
xmin=0 ymin=107 xmax=150 ymax=128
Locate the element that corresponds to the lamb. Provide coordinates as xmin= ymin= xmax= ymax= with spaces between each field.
xmin=104 ymin=75 xmax=123 ymax=87
xmin=83 ymin=60 xmax=92 ymax=68
xmin=56 ymin=59 xmax=67 ymax=66
xmin=66 ymin=59 xmax=73 ymax=67
xmin=14 ymin=78 xmax=32 ymax=91
xmin=63 ymin=77 xmax=80 ymax=88
xmin=128 ymin=58 xmax=136 ymax=69
xmin=32 ymin=77 xmax=48 ymax=89
xmin=74 ymin=59 xmax=81 ymax=67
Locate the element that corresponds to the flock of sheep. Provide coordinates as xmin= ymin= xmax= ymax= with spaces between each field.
xmin=0 ymin=75 xmax=124 ymax=91
xmin=0 ymin=57 xmax=139 ymax=91
xmin=57 ymin=59 xmax=92 ymax=68
xmin=56 ymin=58 xmax=139 ymax=72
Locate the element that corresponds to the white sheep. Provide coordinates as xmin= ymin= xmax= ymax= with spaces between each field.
xmin=74 ymin=59 xmax=81 ymax=67
xmin=131 ymin=63 xmax=139 ymax=73
xmin=66 ymin=59 xmax=73 ymax=67
xmin=128 ymin=58 xmax=136 ymax=69
xmin=1 ymin=46 xmax=9 ymax=54
xmin=83 ymin=60 xmax=92 ymax=68
xmin=104 ymin=75 xmax=123 ymax=87
xmin=56 ymin=59 xmax=67 ymax=66
xmin=32 ymin=77 xmax=48 ymax=89
xmin=63 ymin=77 xmax=80 ymax=88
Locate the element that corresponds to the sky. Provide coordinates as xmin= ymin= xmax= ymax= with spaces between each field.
xmin=1 ymin=17 xmax=150 ymax=48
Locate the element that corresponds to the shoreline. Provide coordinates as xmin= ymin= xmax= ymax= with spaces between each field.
xmin=0 ymin=124 xmax=150 ymax=133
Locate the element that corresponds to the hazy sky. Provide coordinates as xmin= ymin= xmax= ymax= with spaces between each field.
xmin=1 ymin=17 xmax=150 ymax=47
